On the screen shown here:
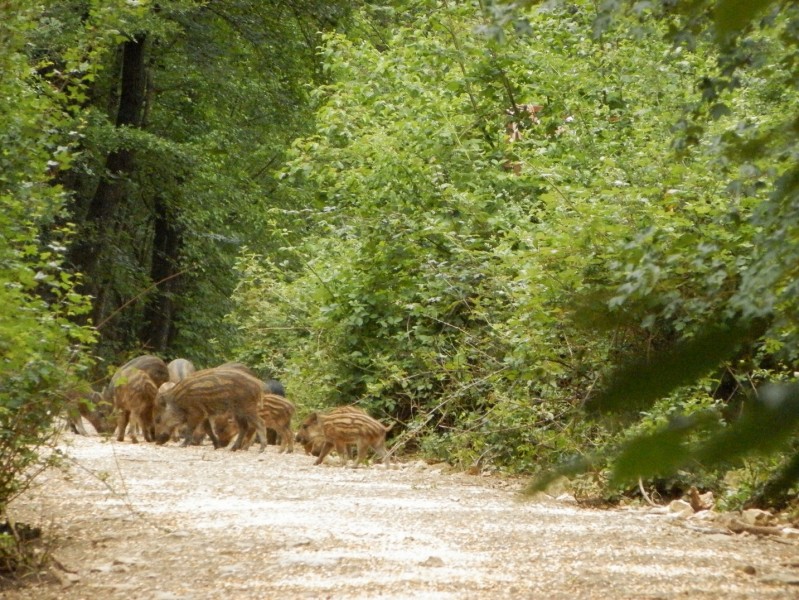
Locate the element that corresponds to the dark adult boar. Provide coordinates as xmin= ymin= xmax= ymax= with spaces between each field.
xmin=167 ymin=358 xmax=196 ymax=383
xmin=113 ymin=367 xmax=158 ymax=443
xmin=153 ymin=368 xmax=268 ymax=452
xmin=298 ymin=407 xmax=391 ymax=467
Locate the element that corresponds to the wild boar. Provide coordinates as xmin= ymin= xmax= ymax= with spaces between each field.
xmin=217 ymin=362 xmax=285 ymax=395
xmin=63 ymin=385 xmax=112 ymax=435
xmin=295 ymin=405 xmax=366 ymax=457
xmin=167 ymin=358 xmax=196 ymax=383
xmin=157 ymin=379 xmax=221 ymax=445
xmin=212 ymin=394 xmax=295 ymax=451
xmin=217 ymin=362 xmax=284 ymax=444
xmin=65 ymin=389 xmax=93 ymax=436
xmin=240 ymin=393 xmax=295 ymax=453
xmin=153 ymin=368 xmax=268 ymax=452
xmin=297 ymin=406 xmax=392 ymax=467
xmin=113 ymin=367 xmax=158 ymax=443
xmin=104 ymin=355 xmax=169 ymax=406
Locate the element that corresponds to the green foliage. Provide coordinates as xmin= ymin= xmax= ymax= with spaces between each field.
xmin=230 ymin=1 xmax=712 ymax=470
xmin=21 ymin=0 xmax=351 ymax=367
xmin=522 ymin=0 xmax=799 ymax=506
xmin=227 ymin=0 xmax=799 ymax=507
xmin=0 ymin=1 xmax=97 ymax=514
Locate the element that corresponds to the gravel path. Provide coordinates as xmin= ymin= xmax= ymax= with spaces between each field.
xmin=5 ymin=431 xmax=799 ymax=599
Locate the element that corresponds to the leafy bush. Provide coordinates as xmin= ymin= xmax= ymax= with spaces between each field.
xmin=227 ymin=0 xmax=799 ymax=506
xmin=0 ymin=2 xmax=96 ymax=518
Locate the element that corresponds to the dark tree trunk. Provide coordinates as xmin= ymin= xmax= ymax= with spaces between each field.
xmin=68 ymin=34 xmax=149 ymax=327
xmin=140 ymin=194 xmax=183 ymax=352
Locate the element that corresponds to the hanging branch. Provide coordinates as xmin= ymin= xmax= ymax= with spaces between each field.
xmin=95 ymin=270 xmax=188 ymax=331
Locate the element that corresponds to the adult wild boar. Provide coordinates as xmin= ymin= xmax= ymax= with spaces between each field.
xmin=297 ymin=407 xmax=392 ymax=467
xmin=154 ymin=368 xmax=268 ymax=452
xmin=113 ymin=367 xmax=158 ymax=443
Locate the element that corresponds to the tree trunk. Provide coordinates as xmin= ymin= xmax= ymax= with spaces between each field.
xmin=140 ymin=194 xmax=183 ymax=352
xmin=68 ymin=34 xmax=149 ymax=327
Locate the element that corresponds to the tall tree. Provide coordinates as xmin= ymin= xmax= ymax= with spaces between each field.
xmin=69 ymin=34 xmax=149 ymax=326
xmin=51 ymin=0 xmax=351 ymax=365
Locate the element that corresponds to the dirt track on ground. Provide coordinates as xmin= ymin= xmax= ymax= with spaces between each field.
xmin=4 ymin=431 xmax=799 ymax=599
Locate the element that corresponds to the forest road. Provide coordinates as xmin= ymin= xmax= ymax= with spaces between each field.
xmin=4 ymin=431 xmax=799 ymax=599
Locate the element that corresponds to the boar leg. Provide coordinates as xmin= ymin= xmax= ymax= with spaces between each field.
xmin=234 ymin=415 xmax=267 ymax=453
xmin=230 ymin=415 xmax=250 ymax=451
xmin=116 ymin=410 xmax=131 ymax=442
xmin=335 ymin=441 xmax=352 ymax=466
xmin=276 ymin=424 xmax=293 ymax=454
xmin=202 ymin=418 xmax=222 ymax=449
xmin=240 ymin=426 xmax=256 ymax=450
xmin=139 ymin=406 xmax=154 ymax=442
xmin=181 ymin=411 xmax=204 ymax=447
xmin=372 ymin=442 xmax=390 ymax=467
xmin=314 ymin=441 xmax=335 ymax=465
xmin=126 ymin=419 xmax=140 ymax=444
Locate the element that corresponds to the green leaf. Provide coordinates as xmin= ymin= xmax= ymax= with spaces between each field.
xmin=523 ymin=454 xmax=599 ymax=494
xmin=588 ymin=320 xmax=766 ymax=415
xmin=608 ymin=410 xmax=722 ymax=486
xmin=695 ymin=384 xmax=799 ymax=463
xmin=609 ymin=420 xmax=694 ymax=486
xmin=713 ymin=0 xmax=775 ymax=38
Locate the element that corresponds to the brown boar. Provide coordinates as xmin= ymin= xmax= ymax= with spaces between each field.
xmin=298 ymin=407 xmax=392 ymax=467
xmin=167 ymin=358 xmax=196 ymax=383
xmin=104 ymin=355 xmax=169 ymax=406
xmin=113 ymin=367 xmax=158 ymax=443
xmin=64 ymin=386 xmax=112 ymax=435
xmin=217 ymin=362 xmax=284 ymax=444
xmin=240 ymin=393 xmax=295 ymax=453
xmin=117 ymin=354 xmax=169 ymax=386
xmin=157 ymin=379 xmax=222 ymax=446
xmin=65 ymin=389 xmax=93 ymax=436
xmin=213 ymin=394 xmax=295 ymax=451
xmin=84 ymin=390 xmax=115 ymax=434
xmin=153 ymin=368 xmax=268 ymax=452
xmin=294 ymin=406 xmax=366 ymax=457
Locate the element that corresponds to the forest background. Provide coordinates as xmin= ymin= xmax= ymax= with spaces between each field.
xmin=2 ymin=0 xmax=799 ymax=524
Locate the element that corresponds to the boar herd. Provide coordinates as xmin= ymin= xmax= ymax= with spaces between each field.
xmin=69 ymin=354 xmax=392 ymax=467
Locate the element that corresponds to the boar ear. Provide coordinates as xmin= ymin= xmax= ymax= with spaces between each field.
xmin=308 ymin=412 xmax=319 ymax=424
